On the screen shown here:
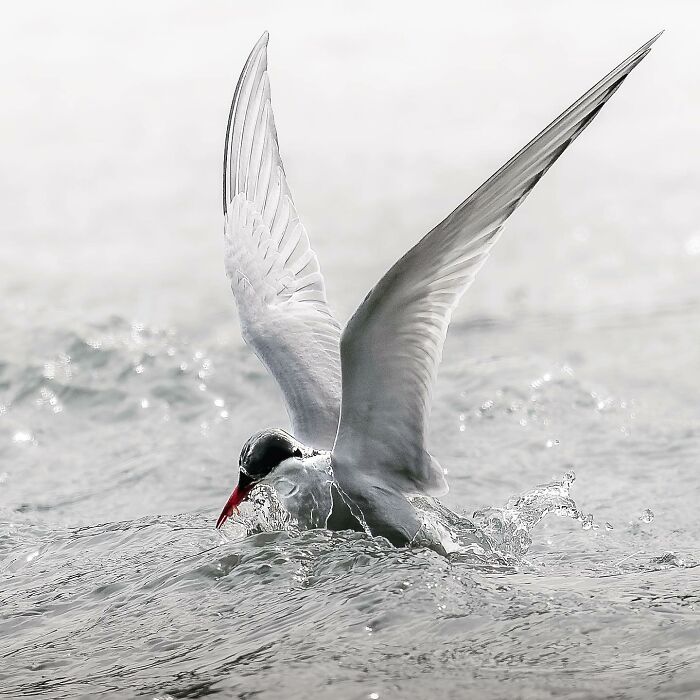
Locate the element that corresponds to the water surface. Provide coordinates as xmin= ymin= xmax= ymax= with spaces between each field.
xmin=1 ymin=2 xmax=699 ymax=698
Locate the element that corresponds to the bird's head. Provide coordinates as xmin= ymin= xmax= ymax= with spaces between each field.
xmin=215 ymin=428 xmax=305 ymax=528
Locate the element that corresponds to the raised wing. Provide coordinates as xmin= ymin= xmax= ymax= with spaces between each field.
xmin=333 ymin=34 xmax=661 ymax=495
xmin=223 ymin=32 xmax=341 ymax=449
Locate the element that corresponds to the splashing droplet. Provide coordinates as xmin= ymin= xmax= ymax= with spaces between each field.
xmin=469 ymin=471 xmax=583 ymax=561
xmin=639 ymin=508 xmax=654 ymax=523
xmin=580 ymin=512 xmax=594 ymax=530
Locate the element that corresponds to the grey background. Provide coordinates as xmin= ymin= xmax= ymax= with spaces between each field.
xmin=1 ymin=1 xmax=697 ymax=329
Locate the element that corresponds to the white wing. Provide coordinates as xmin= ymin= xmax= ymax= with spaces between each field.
xmin=223 ymin=32 xmax=341 ymax=449
xmin=333 ymin=34 xmax=661 ymax=496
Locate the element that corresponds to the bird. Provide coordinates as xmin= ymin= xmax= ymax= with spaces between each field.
xmin=216 ymin=31 xmax=661 ymax=546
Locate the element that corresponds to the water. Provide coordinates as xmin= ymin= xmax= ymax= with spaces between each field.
xmin=2 ymin=2 xmax=700 ymax=698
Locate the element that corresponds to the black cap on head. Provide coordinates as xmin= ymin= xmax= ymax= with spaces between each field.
xmin=239 ymin=428 xmax=303 ymax=482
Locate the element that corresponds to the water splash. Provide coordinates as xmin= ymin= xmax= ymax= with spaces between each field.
xmin=409 ymin=469 xmax=590 ymax=566
xmin=224 ymin=469 xmax=591 ymax=569
xmin=221 ymin=485 xmax=299 ymax=540
xmin=471 ymin=470 xmax=588 ymax=561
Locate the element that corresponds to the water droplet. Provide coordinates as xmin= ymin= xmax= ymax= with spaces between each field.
xmin=141 ymin=398 xmax=150 ymax=409
xmin=459 ymin=424 xmax=465 ymax=432
xmin=639 ymin=508 xmax=654 ymax=523
xmin=519 ymin=418 xmax=527 ymax=427
xmin=368 ymin=693 xmax=379 ymax=700
xmin=220 ymin=410 xmax=229 ymax=419
xmin=214 ymin=398 xmax=225 ymax=408
xmin=580 ymin=513 xmax=594 ymax=530
xmin=134 ymin=364 xmax=145 ymax=374
xmin=37 ymin=387 xmax=63 ymax=414
xmin=545 ymin=439 xmax=559 ymax=448
xmin=12 ymin=431 xmax=33 ymax=443
xmin=198 ymin=383 xmax=207 ymax=392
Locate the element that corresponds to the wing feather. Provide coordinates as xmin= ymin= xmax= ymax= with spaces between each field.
xmin=223 ymin=33 xmax=342 ymax=449
xmin=333 ymin=34 xmax=661 ymax=495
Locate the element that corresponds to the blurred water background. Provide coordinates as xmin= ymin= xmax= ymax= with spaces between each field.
xmin=1 ymin=1 xmax=699 ymax=698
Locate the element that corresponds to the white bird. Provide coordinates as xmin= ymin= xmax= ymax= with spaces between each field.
xmin=216 ymin=31 xmax=660 ymax=545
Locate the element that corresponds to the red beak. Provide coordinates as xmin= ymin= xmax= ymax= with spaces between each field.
xmin=216 ymin=483 xmax=253 ymax=529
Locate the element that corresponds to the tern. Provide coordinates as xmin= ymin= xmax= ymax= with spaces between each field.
xmin=216 ymin=31 xmax=660 ymax=545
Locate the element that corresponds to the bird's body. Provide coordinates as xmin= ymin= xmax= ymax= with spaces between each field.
xmin=226 ymin=436 xmax=421 ymax=545
xmin=215 ymin=31 xmax=660 ymax=545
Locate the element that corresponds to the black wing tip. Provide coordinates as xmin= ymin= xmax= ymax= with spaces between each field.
xmin=633 ymin=31 xmax=663 ymax=59
xmin=616 ymin=31 xmax=663 ymax=82
xmin=648 ymin=29 xmax=665 ymax=45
